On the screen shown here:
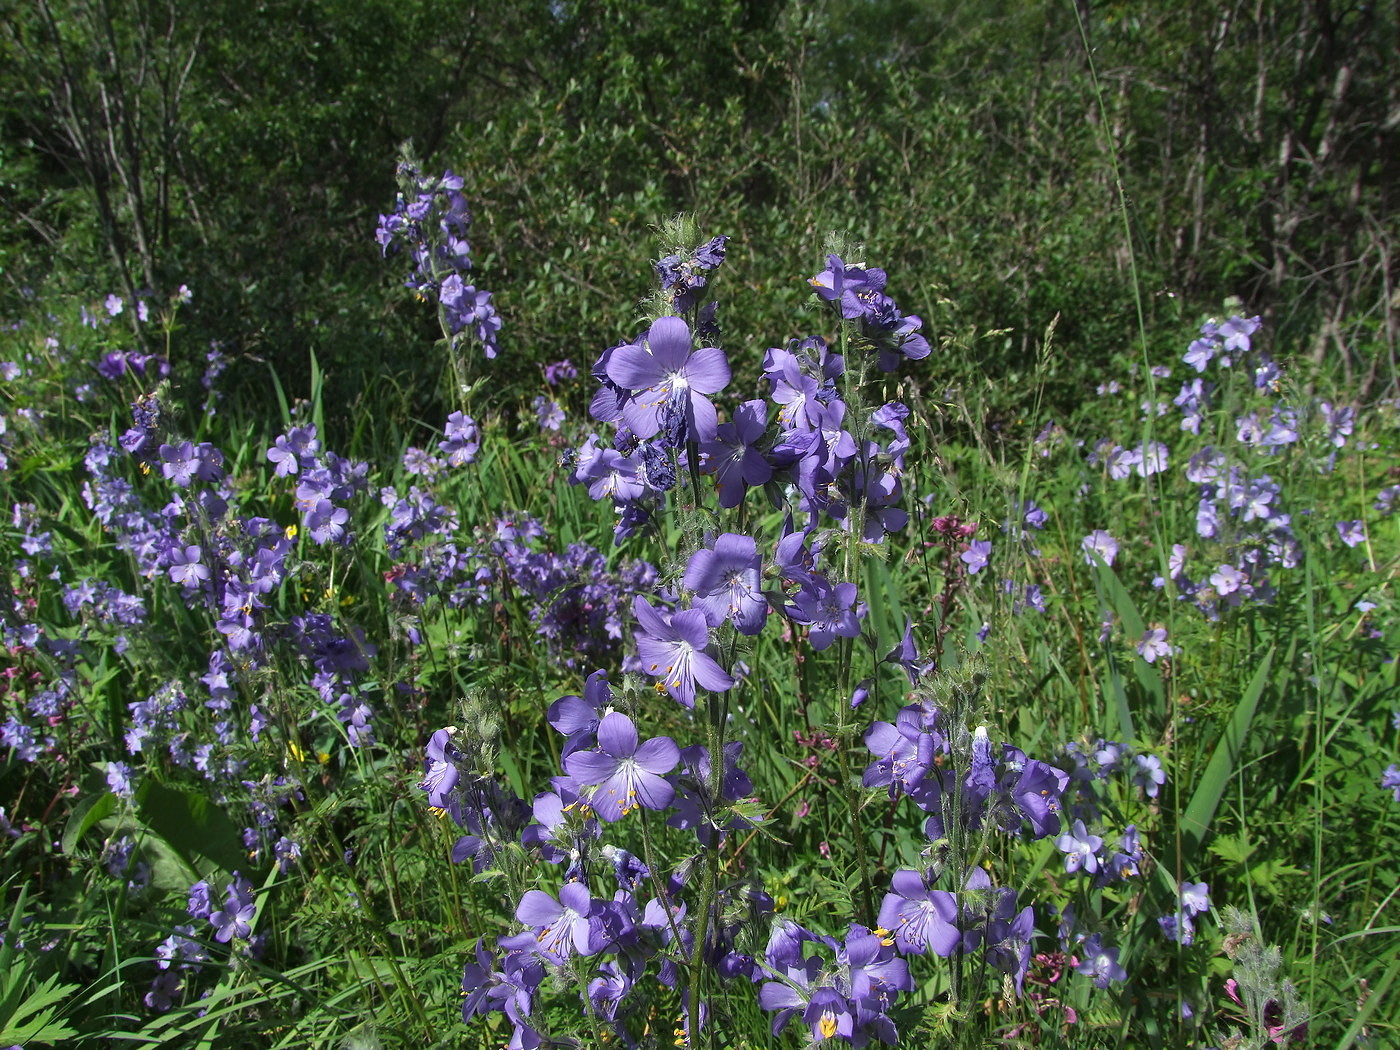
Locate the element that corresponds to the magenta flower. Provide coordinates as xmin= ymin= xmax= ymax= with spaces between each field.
xmin=632 ymin=596 xmax=735 ymax=709
xmin=564 ymin=712 xmax=679 ymax=822
xmin=605 ymin=316 xmax=731 ymax=444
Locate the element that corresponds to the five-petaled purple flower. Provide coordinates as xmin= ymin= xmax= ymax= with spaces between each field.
xmin=683 ymin=533 xmax=767 ymax=636
xmin=632 ymin=596 xmax=735 ymax=709
xmin=563 ymin=712 xmax=679 ymax=822
xmin=605 ymin=316 xmax=731 ymax=445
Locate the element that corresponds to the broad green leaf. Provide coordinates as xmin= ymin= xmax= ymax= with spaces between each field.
xmin=1177 ymin=647 xmax=1274 ymax=863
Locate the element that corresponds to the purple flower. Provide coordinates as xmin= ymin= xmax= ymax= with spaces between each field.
xmin=515 ymin=882 xmax=602 ymax=963
xmin=632 ymin=596 xmax=735 ymax=709
xmin=1075 ymin=934 xmax=1127 ymax=988
xmin=1132 ymin=753 xmax=1166 ymax=798
xmin=605 ymin=316 xmax=731 ymax=444
xmin=421 ymin=728 xmax=461 ymax=809
xmin=960 ymin=539 xmax=991 ymax=574
xmin=106 ymin=761 xmax=135 ymax=798
xmin=788 ymin=578 xmax=861 ymax=650
xmin=439 ymin=411 xmax=480 ymax=466
xmin=700 ymin=399 xmax=772 ymax=508
xmin=1011 ymin=759 xmax=1069 ymax=838
xmin=533 ymin=396 xmax=564 ymax=432
xmin=168 ymin=545 xmax=210 ymax=589
xmin=683 ymin=533 xmax=767 ymax=635
xmin=1056 ymin=819 xmax=1102 ymax=874
xmin=547 ymin=670 xmax=612 ymax=756
xmin=1335 ymin=520 xmax=1365 ymax=548
xmin=1180 ymin=880 xmax=1211 ymax=917
xmin=809 ymin=254 xmax=888 ymax=320
xmin=876 ymin=868 xmax=961 ymax=956
xmin=305 ymin=499 xmax=350 ymax=545
xmin=209 ymin=873 xmax=256 ymax=943
xmin=1137 ymin=627 xmax=1172 ymax=663
xmin=1381 ymin=764 xmax=1400 ymax=802
xmin=563 ymin=712 xmax=679 ymax=822
xmin=1081 ymin=530 xmax=1119 ymax=567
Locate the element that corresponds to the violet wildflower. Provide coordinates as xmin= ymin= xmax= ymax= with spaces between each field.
xmin=787 ymin=577 xmax=862 ymax=650
xmin=1056 ymin=819 xmax=1102 ymax=874
xmin=876 ymin=868 xmax=961 ymax=956
xmin=1180 ymin=881 xmax=1211 ymax=917
xmin=1132 ymin=753 xmax=1166 ymax=798
xmin=1137 ymin=627 xmax=1172 ymax=663
xmin=961 ymin=539 xmax=991 ymax=574
xmin=106 ymin=761 xmax=135 ymax=799
xmin=421 ymin=728 xmax=461 ymax=809
xmin=1081 ymin=530 xmax=1118 ymax=567
xmin=700 ymin=399 xmax=772 ymax=508
xmin=1335 ymin=520 xmax=1365 ymax=548
xmin=1011 ymin=759 xmax=1069 ymax=838
xmin=605 ymin=316 xmax=730 ymax=445
xmin=514 ymin=882 xmax=602 ymax=963
xmin=632 ymin=596 xmax=734 ymax=709
xmin=1382 ymin=764 xmax=1400 ymax=802
xmin=533 ymin=396 xmax=564 ymax=432
xmin=439 ymin=411 xmax=480 ymax=466
xmin=209 ymin=872 xmax=256 ymax=943
xmin=1074 ymin=933 xmax=1127 ymax=988
xmin=563 ymin=711 xmax=679 ymax=822
xmin=546 ymin=669 xmax=613 ymax=756
xmin=168 ymin=545 xmax=210 ymax=589
xmin=682 ymin=532 xmax=767 ymax=635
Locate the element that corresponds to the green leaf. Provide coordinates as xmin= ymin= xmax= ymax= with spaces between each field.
xmin=1177 ymin=647 xmax=1274 ymax=864
xmin=61 ymin=790 xmax=117 ymax=855
xmin=0 ymin=973 xmax=81 ymax=1044
xmin=135 ymin=781 xmax=245 ymax=877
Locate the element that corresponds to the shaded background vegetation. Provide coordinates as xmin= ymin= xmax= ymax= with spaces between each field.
xmin=2 ymin=0 xmax=1396 ymax=442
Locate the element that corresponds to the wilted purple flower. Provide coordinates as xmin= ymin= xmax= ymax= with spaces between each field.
xmin=563 ymin=711 xmax=679 ymax=821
